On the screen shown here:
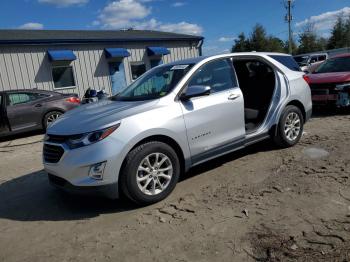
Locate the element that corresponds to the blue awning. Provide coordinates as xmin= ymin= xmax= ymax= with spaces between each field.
xmin=48 ymin=50 xmax=76 ymax=62
xmin=105 ymin=48 xmax=130 ymax=58
xmin=147 ymin=46 xmax=170 ymax=56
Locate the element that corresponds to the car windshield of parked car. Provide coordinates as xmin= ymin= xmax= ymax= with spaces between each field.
xmin=294 ymin=55 xmax=309 ymax=65
xmin=314 ymin=57 xmax=350 ymax=74
xmin=112 ymin=64 xmax=194 ymax=101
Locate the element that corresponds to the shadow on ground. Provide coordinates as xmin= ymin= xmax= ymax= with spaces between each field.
xmin=0 ymin=130 xmax=44 ymax=143
xmin=0 ymin=140 xmax=277 ymax=222
xmin=312 ymin=106 xmax=350 ymax=118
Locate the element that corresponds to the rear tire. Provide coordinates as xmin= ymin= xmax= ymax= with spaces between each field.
xmin=120 ymin=141 xmax=180 ymax=205
xmin=273 ymin=105 xmax=304 ymax=148
xmin=43 ymin=111 xmax=63 ymax=130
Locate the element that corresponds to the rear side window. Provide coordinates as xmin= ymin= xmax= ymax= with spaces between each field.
xmin=269 ymin=55 xmax=301 ymax=71
xmin=8 ymin=92 xmax=44 ymax=105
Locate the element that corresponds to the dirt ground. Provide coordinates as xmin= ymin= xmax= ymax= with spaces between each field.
xmin=0 ymin=112 xmax=350 ymax=262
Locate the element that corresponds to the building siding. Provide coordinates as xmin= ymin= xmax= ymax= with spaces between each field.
xmin=0 ymin=41 xmax=200 ymax=97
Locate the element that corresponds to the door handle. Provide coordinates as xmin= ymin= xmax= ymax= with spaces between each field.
xmin=34 ymin=104 xmax=42 ymax=108
xmin=228 ymin=94 xmax=240 ymax=100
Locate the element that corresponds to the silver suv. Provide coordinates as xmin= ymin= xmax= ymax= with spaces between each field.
xmin=44 ymin=53 xmax=312 ymax=205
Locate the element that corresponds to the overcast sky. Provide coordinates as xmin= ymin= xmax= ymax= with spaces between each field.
xmin=0 ymin=0 xmax=349 ymax=54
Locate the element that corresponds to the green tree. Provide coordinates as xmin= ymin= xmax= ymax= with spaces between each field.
xmin=231 ymin=33 xmax=248 ymax=52
xmin=249 ymin=24 xmax=268 ymax=51
xmin=266 ymin=36 xmax=285 ymax=53
xmin=297 ymin=23 xmax=323 ymax=54
xmin=231 ymin=24 xmax=285 ymax=53
xmin=327 ymin=16 xmax=346 ymax=49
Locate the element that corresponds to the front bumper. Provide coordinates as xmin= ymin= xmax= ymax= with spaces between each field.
xmin=48 ymin=173 xmax=118 ymax=198
xmin=43 ymin=135 xmax=126 ymax=198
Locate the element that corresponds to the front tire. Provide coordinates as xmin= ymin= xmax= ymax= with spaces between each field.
xmin=120 ymin=141 xmax=180 ymax=205
xmin=43 ymin=111 xmax=63 ymax=130
xmin=273 ymin=105 xmax=304 ymax=148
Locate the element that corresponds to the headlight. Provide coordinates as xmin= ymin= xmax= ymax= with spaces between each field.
xmin=335 ymin=82 xmax=350 ymax=91
xmin=67 ymin=124 xmax=120 ymax=149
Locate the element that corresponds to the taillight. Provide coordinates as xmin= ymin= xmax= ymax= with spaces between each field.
xmin=303 ymin=75 xmax=311 ymax=85
xmin=66 ymin=97 xmax=81 ymax=104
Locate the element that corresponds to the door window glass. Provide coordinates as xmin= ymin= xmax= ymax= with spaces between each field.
xmin=52 ymin=66 xmax=76 ymax=89
xmin=8 ymin=93 xmax=36 ymax=105
xmin=188 ymin=59 xmax=237 ymax=93
xmin=318 ymin=55 xmax=326 ymax=62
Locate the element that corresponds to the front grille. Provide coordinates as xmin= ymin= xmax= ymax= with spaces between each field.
xmin=43 ymin=144 xmax=64 ymax=163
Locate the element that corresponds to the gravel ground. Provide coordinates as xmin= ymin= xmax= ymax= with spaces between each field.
xmin=0 ymin=112 xmax=350 ymax=262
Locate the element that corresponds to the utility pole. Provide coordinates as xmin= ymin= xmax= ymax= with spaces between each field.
xmin=285 ymin=0 xmax=294 ymax=54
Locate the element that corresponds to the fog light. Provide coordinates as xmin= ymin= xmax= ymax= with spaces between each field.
xmin=89 ymin=161 xmax=106 ymax=180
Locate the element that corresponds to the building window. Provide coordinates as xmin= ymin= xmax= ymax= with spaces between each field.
xmin=150 ymin=59 xmax=162 ymax=68
xmin=131 ymin=62 xmax=146 ymax=81
xmin=52 ymin=66 xmax=76 ymax=89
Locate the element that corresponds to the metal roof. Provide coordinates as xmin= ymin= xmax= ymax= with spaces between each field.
xmin=0 ymin=29 xmax=204 ymax=45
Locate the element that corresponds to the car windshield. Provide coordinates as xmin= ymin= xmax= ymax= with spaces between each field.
xmin=314 ymin=57 xmax=350 ymax=74
xmin=112 ymin=64 xmax=194 ymax=101
xmin=293 ymin=55 xmax=309 ymax=65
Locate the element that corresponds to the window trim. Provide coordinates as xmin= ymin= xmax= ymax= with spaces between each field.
xmin=51 ymin=65 xmax=77 ymax=90
xmin=176 ymin=57 xmax=239 ymax=100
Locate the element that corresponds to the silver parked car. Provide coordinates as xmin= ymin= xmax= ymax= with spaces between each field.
xmin=44 ymin=53 xmax=312 ymax=205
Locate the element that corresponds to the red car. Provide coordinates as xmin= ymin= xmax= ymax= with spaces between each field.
xmin=306 ymin=53 xmax=350 ymax=107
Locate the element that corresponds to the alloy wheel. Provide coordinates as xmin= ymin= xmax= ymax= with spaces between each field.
xmin=136 ymin=152 xmax=173 ymax=196
xmin=284 ymin=112 xmax=301 ymax=141
xmin=46 ymin=112 xmax=62 ymax=127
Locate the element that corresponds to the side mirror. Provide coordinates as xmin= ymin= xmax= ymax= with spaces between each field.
xmin=180 ymin=85 xmax=211 ymax=100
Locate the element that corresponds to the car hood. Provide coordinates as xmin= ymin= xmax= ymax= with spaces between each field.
xmin=309 ymin=72 xmax=350 ymax=84
xmin=47 ymin=99 xmax=159 ymax=135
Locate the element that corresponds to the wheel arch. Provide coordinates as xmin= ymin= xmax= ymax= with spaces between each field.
xmin=121 ymin=134 xmax=187 ymax=177
xmin=286 ymin=100 xmax=306 ymax=121
xmin=42 ymin=108 xmax=65 ymax=128
xmin=270 ymin=99 xmax=306 ymax=137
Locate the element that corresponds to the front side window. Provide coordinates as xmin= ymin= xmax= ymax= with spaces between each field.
xmin=8 ymin=93 xmax=38 ymax=105
xmin=187 ymin=59 xmax=237 ymax=93
xmin=314 ymin=57 xmax=350 ymax=74
xmin=52 ymin=66 xmax=76 ymax=89
xmin=112 ymin=64 xmax=194 ymax=101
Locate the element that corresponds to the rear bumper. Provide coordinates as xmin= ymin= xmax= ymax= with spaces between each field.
xmin=305 ymin=107 xmax=312 ymax=122
xmin=48 ymin=173 xmax=119 ymax=199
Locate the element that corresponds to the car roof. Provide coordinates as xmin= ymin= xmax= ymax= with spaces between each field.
xmin=293 ymin=53 xmax=327 ymax=57
xmin=1 ymin=89 xmax=60 ymax=95
xmin=165 ymin=56 xmax=208 ymax=66
xmin=332 ymin=53 xmax=350 ymax=58
xmin=167 ymin=52 xmax=292 ymax=66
